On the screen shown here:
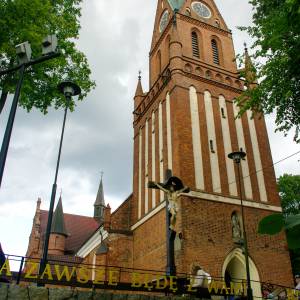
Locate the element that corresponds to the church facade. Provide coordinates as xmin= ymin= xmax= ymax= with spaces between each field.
xmin=26 ymin=0 xmax=293 ymax=297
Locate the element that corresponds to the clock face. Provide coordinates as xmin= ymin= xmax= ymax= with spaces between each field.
xmin=159 ymin=10 xmax=169 ymax=33
xmin=191 ymin=1 xmax=212 ymax=19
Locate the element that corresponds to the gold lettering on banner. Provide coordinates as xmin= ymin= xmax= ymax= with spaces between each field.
xmin=155 ymin=275 xmax=168 ymax=289
xmin=169 ymin=276 xmax=178 ymax=292
xmin=108 ymin=269 xmax=119 ymax=286
xmin=77 ymin=267 xmax=89 ymax=284
xmin=230 ymin=282 xmax=243 ymax=295
xmin=40 ymin=264 xmax=53 ymax=280
xmin=286 ymin=288 xmax=300 ymax=300
xmin=131 ymin=272 xmax=142 ymax=288
xmin=143 ymin=273 xmax=153 ymax=291
xmin=0 ymin=260 xmax=12 ymax=276
xmin=208 ymin=280 xmax=220 ymax=294
xmin=93 ymin=268 xmax=105 ymax=285
xmin=24 ymin=261 xmax=38 ymax=279
xmin=54 ymin=265 xmax=76 ymax=281
xmin=187 ymin=277 xmax=197 ymax=292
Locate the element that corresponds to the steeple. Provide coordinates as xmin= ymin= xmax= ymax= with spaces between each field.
xmin=243 ymin=43 xmax=257 ymax=89
xmin=135 ymin=71 xmax=143 ymax=97
xmin=51 ymin=195 xmax=68 ymax=237
xmin=94 ymin=174 xmax=105 ymax=223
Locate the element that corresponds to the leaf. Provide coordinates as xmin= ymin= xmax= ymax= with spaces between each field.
xmin=285 ymin=214 xmax=300 ymax=230
xmin=258 ymin=213 xmax=285 ymax=235
xmin=0 ymin=0 xmax=95 ymax=113
xmin=286 ymin=226 xmax=300 ymax=250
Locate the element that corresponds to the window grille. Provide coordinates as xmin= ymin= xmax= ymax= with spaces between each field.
xmin=191 ymin=32 xmax=200 ymax=58
xmin=211 ymin=39 xmax=220 ymax=64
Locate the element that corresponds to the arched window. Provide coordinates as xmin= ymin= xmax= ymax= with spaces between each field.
xmin=157 ymin=50 xmax=161 ymax=75
xmin=165 ymin=35 xmax=170 ymax=63
xmin=211 ymin=39 xmax=220 ymax=64
xmin=191 ymin=31 xmax=200 ymax=58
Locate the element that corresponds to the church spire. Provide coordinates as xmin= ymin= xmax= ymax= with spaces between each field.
xmin=243 ymin=43 xmax=257 ymax=88
xmin=94 ymin=174 xmax=105 ymax=223
xmin=51 ymin=195 xmax=68 ymax=237
xmin=134 ymin=71 xmax=143 ymax=98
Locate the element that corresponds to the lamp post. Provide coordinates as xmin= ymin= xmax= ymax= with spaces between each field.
xmin=0 ymin=35 xmax=60 ymax=189
xmin=228 ymin=151 xmax=253 ymax=300
xmin=40 ymin=81 xmax=81 ymax=274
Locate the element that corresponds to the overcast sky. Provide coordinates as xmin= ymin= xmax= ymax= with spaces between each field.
xmin=0 ymin=0 xmax=299 ymax=260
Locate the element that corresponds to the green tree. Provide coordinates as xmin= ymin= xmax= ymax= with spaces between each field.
xmin=278 ymin=174 xmax=300 ymax=216
xmin=0 ymin=0 xmax=95 ymax=114
xmin=237 ymin=0 xmax=300 ymax=142
xmin=258 ymin=174 xmax=300 ymax=274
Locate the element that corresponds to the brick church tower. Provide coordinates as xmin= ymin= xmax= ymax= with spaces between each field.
xmin=131 ymin=0 xmax=293 ymax=296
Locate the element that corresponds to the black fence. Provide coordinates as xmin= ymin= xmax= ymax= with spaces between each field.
xmin=0 ymin=254 xmax=298 ymax=299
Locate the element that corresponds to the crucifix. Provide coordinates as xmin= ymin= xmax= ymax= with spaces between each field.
xmin=148 ymin=169 xmax=190 ymax=276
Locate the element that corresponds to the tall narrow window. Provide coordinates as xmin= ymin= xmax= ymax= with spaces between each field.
xmin=191 ymin=32 xmax=200 ymax=58
xmin=211 ymin=39 xmax=220 ymax=64
xmin=157 ymin=50 xmax=162 ymax=75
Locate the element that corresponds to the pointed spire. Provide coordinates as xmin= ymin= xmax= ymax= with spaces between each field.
xmin=94 ymin=173 xmax=105 ymax=207
xmin=134 ymin=71 xmax=143 ymax=97
xmin=94 ymin=173 xmax=106 ymax=222
xmin=243 ymin=43 xmax=257 ymax=88
xmin=51 ymin=195 xmax=68 ymax=236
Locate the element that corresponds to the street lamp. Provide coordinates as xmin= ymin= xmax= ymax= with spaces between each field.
xmin=0 ymin=35 xmax=60 ymax=189
xmin=228 ymin=151 xmax=253 ymax=300
xmin=40 ymin=81 xmax=81 ymax=274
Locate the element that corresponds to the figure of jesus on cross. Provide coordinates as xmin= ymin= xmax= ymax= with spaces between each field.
xmin=148 ymin=175 xmax=190 ymax=232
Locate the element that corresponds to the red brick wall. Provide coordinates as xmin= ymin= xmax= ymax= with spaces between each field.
xmin=178 ymin=195 xmax=293 ymax=286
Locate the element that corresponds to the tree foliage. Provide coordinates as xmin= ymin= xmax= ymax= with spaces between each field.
xmin=258 ymin=174 xmax=300 ymax=273
xmin=278 ymin=174 xmax=300 ymax=216
xmin=237 ymin=0 xmax=300 ymax=142
xmin=0 ymin=0 xmax=95 ymax=113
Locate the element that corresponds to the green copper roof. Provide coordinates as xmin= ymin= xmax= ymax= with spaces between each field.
xmin=51 ymin=197 xmax=68 ymax=236
xmin=167 ymin=0 xmax=185 ymax=11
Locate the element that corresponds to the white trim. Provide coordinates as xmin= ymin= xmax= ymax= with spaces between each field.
xmin=247 ymin=110 xmax=268 ymax=202
xmin=76 ymin=227 xmax=108 ymax=258
xmin=151 ymin=112 xmax=156 ymax=209
xmin=189 ymin=86 xmax=204 ymax=190
xmin=158 ymin=102 xmax=164 ymax=201
xmin=92 ymin=253 xmax=96 ymax=281
xmin=138 ymin=129 xmax=143 ymax=219
xmin=131 ymin=201 xmax=166 ymax=231
xmin=184 ymin=191 xmax=282 ymax=212
xmin=204 ymin=91 xmax=221 ymax=193
xmin=166 ymin=93 xmax=173 ymax=170
xmin=145 ymin=120 xmax=149 ymax=214
xmin=219 ymin=95 xmax=238 ymax=196
xmin=233 ymin=104 xmax=253 ymax=199
xmin=130 ymin=191 xmax=282 ymax=231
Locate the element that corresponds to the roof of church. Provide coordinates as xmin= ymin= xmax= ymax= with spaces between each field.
xmin=94 ymin=177 xmax=105 ymax=207
xmin=51 ymin=197 xmax=68 ymax=236
xmin=41 ymin=210 xmax=100 ymax=254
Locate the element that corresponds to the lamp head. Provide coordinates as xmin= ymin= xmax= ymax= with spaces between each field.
xmin=42 ymin=34 xmax=58 ymax=56
xmin=58 ymin=81 xmax=81 ymax=97
xmin=228 ymin=151 xmax=246 ymax=164
xmin=15 ymin=41 xmax=32 ymax=65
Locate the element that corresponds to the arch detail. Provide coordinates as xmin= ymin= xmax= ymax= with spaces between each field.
xmin=222 ymin=248 xmax=262 ymax=299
